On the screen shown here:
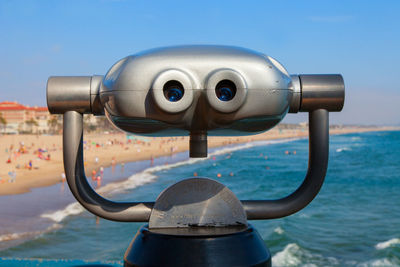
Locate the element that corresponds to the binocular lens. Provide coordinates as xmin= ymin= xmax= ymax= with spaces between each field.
xmin=163 ymin=81 xmax=184 ymax=102
xmin=216 ymin=80 xmax=236 ymax=101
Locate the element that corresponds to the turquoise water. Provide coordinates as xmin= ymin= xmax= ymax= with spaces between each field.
xmin=1 ymin=131 xmax=399 ymax=266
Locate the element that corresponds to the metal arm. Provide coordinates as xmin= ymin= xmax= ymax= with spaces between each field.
xmin=63 ymin=111 xmax=153 ymax=222
xmin=63 ymin=109 xmax=328 ymax=222
xmin=242 ymin=109 xmax=329 ymax=219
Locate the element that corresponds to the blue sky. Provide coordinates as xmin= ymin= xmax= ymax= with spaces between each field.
xmin=0 ymin=0 xmax=399 ymax=125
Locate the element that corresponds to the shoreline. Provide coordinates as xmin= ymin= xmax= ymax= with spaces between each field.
xmin=0 ymin=126 xmax=398 ymax=197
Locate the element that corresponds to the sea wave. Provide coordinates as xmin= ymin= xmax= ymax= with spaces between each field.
xmin=41 ymin=202 xmax=85 ymax=223
xmin=40 ymin=138 xmax=298 ymax=223
xmin=375 ymin=238 xmax=400 ymax=250
xmin=274 ymin=226 xmax=284 ymax=235
xmin=272 ymin=242 xmax=398 ymax=267
xmin=336 ymin=147 xmax=352 ymax=153
xmin=272 ymin=243 xmax=304 ymax=267
xmin=97 ymin=172 xmax=158 ymax=196
xmin=40 ymin=172 xmax=158 ymax=223
xmin=0 ymin=224 xmax=61 ymax=242
xmin=272 ymin=243 xmax=340 ymax=267
xmin=357 ymin=258 xmax=400 ymax=267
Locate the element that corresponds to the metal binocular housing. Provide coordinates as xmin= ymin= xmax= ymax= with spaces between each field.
xmin=47 ymin=45 xmax=343 ymax=133
xmin=46 ymin=45 xmax=344 ymax=267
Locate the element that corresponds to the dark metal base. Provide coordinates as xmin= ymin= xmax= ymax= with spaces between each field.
xmin=124 ymin=225 xmax=271 ymax=267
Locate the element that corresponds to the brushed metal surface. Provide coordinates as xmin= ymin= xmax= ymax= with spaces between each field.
xmin=149 ymin=178 xmax=247 ymax=228
xmin=100 ymin=45 xmax=292 ymax=135
xmin=299 ymin=74 xmax=345 ymax=112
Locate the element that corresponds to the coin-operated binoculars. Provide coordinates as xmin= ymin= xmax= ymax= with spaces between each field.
xmin=47 ymin=46 xmax=344 ymax=266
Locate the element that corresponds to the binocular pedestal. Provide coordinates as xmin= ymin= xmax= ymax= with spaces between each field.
xmin=124 ymin=178 xmax=270 ymax=266
xmin=124 ymin=225 xmax=271 ymax=267
xmin=123 ymin=178 xmax=271 ymax=266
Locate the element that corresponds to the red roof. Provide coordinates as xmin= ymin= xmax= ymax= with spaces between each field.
xmin=0 ymin=101 xmax=48 ymax=112
xmin=27 ymin=106 xmax=48 ymax=111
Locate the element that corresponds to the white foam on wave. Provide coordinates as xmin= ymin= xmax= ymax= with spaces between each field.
xmin=272 ymin=243 xmax=340 ymax=267
xmin=41 ymin=202 xmax=85 ymax=223
xmin=97 ymin=172 xmax=158 ymax=196
xmin=375 ymin=238 xmax=400 ymax=250
xmin=40 ymin=138 xmax=298 ymax=223
xmin=274 ymin=226 xmax=284 ymax=235
xmin=251 ymin=138 xmax=300 ymax=147
xmin=40 ymin=172 xmax=158 ymax=223
xmin=336 ymin=147 xmax=352 ymax=153
xmin=97 ymin=138 xmax=299 ymax=197
xmin=272 ymin=243 xmax=303 ymax=266
xmin=369 ymin=258 xmax=398 ymax=267
xmin=357 ymin=258 xmax=399 ymax=267
xmin=0 ymin=223 xmax=61 ymax=242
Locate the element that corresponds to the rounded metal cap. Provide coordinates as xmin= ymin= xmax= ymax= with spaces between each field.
xmin=299 ymin=74 xmax=345 ymax=112
xmin=47 ymin=76 xmax=92 ymax=114
xmin=149 ymin=178 xmax=247 ymax=228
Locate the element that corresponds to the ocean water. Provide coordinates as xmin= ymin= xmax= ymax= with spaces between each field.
xmin=0 ymin=131 xmax=399 ymax=266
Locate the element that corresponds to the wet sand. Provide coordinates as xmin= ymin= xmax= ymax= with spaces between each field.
xmin=0 ymin=126 xmax=396 ymax=196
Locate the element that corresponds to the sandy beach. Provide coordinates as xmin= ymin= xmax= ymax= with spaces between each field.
xmin=0 ymin=126 xmax=397 ymax=196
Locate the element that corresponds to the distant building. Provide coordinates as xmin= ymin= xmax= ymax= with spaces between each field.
xmin=0 ymin=101 xmax=50 ymax=134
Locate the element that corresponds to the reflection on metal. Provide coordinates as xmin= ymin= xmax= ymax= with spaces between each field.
xmin=149 ymin=178 xmax=247 ymax=228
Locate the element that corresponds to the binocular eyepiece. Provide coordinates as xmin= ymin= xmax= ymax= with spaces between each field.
xmin=163 ymin=80 xmax=185 ymax=102
xmin=215 ymin=80 xmax=236 ymax=101
xmin=162 ymin=79 xmax=238 ymax=103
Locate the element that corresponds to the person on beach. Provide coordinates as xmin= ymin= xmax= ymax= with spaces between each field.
xmin=61 ymin=172 xmax=66 ymax=182
xmin=60 ymin=173 xmax=66 ymax=192
xmin=8 ymin=171 xmax=16 ymax=183
xmin=96 ymin=176 xmax=101 ymax=188
xmin=92 ymin=170 xmax=97 ymax=180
